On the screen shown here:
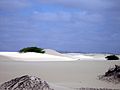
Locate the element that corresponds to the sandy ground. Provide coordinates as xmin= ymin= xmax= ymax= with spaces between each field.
xmin=0 ymin=51 xmax=114 ymax=61
xmin=0 ymin=52 xmax=76 ymax=61
xmin=0 ymin=52 xmax=120 ymax=90
xmin=0 ymin=61 xmax=120 ymax=89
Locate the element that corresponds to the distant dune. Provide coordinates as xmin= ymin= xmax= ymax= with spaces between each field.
xmin=0 ymin=51 xmax=76 ymax=61
xmin=44 ymin=49 xmax=64 ymax=56
xmin=0 ymin=49 xmax=120 ymax=61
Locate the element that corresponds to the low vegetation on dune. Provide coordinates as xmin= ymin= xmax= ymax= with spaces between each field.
xmin=0 ymin=75 xmax=54 ymax=90
xmin=98 ymin=65 xmax=120 ymax=84
xmin=19 ymin=47 xmax=45 ymax=53
xmin=105 ymin=55 xmax=119 ymax=60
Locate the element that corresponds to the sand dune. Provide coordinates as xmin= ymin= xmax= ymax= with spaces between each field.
xmin=44 ymin=49 xmax=64 ymax=56
xmin=0 ymin=52 xmax=76 ymax=61
xmin=0 ymin=51 xmax=104 ymax=61
xmin=0 ymin=52 xmax=120 ymax=90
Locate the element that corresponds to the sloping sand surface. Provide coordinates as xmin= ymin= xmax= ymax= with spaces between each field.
xmin=0 ymin=52 xmax=76 ymax=61
xmin=44 ymin=49 xmax=64 ymax=56
xmin=0 ymin=55 xmax=14 ymax=61
xmin=0 ymin=60 xmax=120 ymax=89
xmin=0 ymin=52 xmax=103 ymax=61
xmin=65 ymin=53 xmax=94 ymax=60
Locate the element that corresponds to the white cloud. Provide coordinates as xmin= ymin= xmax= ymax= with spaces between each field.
xmin=37 ymin=0 xmax=113 ymax=11
xmin=32 ymin=11 xmax=103 ymax=23
xmin=32 ymin=11 xmax=72 ymax=22
xmin=0 ymin=0 xmax=30 ymax=12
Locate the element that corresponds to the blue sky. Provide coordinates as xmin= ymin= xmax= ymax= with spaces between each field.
xmin=0 ymin=0 xmax=120 ymax=53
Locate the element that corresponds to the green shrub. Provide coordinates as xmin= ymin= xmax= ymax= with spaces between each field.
xmin=19 ymin=47 xmax=45 ymax=54
xmin=105 ymin=55 xmax=119 ymax=60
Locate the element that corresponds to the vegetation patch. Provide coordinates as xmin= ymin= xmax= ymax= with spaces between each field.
xmin=19 ymin=47 xmax=45 ymax=53
xmin=0 ymin=75 xmax=54 ymax=90
xmin=105 ymin=55 xmax=119 ymax=60
xmin=98 ymin=65 xmax=120 ymax=84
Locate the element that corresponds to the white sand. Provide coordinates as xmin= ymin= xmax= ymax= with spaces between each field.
xmin=0 ymin=52 xmax=76 ymax=61
xmin=0 ymin=52 xmax=120 ymax=90
xmin=0 ymin=51 xmax=105 ymax=61
xmin=44 ymin=49 xmax=65 ymax=56
xmin=65 ymin=53 xmax=95 ymax=60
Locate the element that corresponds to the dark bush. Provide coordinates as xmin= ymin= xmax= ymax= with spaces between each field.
xmin=19 ymin=47 xmax=45 ymax=53
xmin=105 ymin=65 xmax=120 ymax=77
xmin=105 ymin=55 xmax=119 ymax=60
xmin=98 ymin=65 xmax=120 ymax=84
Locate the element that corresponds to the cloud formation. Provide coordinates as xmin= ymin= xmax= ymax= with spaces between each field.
xmin=0 ymin=0 xmax=30 ymax=12
xmin=32 ymin=11 xmax=103 ymax=24
xmin=0 ymin=0 xmax=120 ymax=53
xmin=38 ymin=0 xmax=113 ymax=11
